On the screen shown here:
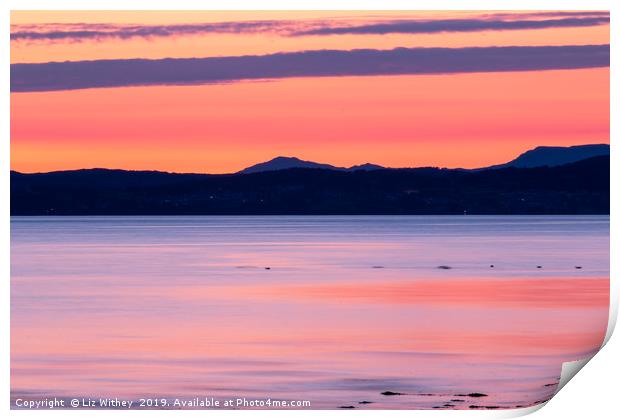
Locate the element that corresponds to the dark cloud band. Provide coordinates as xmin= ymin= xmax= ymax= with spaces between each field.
xmin=294 ymin=16 xmax=609 ymax=36
xmin=11 ymin=44 xmax=609 ymax=93
xmin=10 ymin=13 xmax=610 ymax=42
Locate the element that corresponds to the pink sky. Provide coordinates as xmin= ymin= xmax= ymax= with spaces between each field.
xmin=10 ymin=11 xmax=610 ymax=173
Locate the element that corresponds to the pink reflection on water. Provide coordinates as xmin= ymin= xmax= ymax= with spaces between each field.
xmin=11 ymin=216 xmax=610 ymax=409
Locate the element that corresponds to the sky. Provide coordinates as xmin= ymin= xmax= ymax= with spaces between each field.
xmin=10 ymin=11 xmax=610 ymax=173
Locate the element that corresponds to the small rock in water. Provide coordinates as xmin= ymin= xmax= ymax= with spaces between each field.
xmin=338 ymin=406 xmax=355 ymax=409
xmin=437 ymin=265 xmax=452 ymax=270
xmin=575 ymin=266 xmax=583 ymax=269
xmin=536 ymin=265 xmax=543 ymax=269
xmin=455 ymin=393 xmax=488 ymax=398
xmin=451 ymin=399 xmax=465 ymax=402
xmin=358 ymin=401 xmax=373 ymax=404
xmin=381 ymin=391 xmax=403 ymax=396
xmin=533 ymin=398 xmax=551 ymax=405
xmin=490 ymin=264 xmax=494 ymax=268
xmin=264 ymin=267 xmax=271 ymax=270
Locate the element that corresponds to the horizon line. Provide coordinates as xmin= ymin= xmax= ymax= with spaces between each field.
xmin=9 ymin=143 xmax=610 ymax=176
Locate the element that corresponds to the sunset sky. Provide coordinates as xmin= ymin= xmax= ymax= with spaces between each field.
xmin=10 ymin=11 xmax=610 ymax=173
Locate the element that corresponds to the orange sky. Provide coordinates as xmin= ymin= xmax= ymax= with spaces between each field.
xmin=10 ymin=11 xmax=610 ymax=173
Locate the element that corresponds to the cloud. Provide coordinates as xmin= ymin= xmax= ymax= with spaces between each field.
xmin=477 ymin=11 xmax=609 ymax=19
xmin=10 ymin=20 xmax=304 ymax=42
xmin=10 ymin=12 xmax=610 ymax=43
xmin=294 ymin=16 xmax=610 ymax=36
xmin=11 ymin=44 xmax=609 ymax=93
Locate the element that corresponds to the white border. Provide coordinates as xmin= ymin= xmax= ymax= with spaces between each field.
xmin=2 ymin=1 xmax=616 ymax=11
xmin=3 ymin=1 xmax=616 ymax=420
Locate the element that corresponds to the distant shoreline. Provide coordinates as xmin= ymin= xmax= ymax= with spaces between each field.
xmin=9 ymin=214 xmax=611 ymax=217
xmin=11 ymin=156 xmax=609 ymax=216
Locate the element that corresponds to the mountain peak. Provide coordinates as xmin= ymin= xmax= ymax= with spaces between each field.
xmin=485 ymin=143 xmax=609 ymax=170
xmin=239 ymin=156 xmax=340 ymax=174
xmin=271 ymin=156 xmax=302 ymax=162
xmin=239 ymin=157 xmax=384 ymax=174
xmin=348 ymin=163 xmax=385 ymax=171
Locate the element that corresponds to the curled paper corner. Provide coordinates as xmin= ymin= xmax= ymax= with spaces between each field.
xmin=551 ymin=298 xmax=617 ymax=391
xmin=492 ymin=351 xmax=609 ymax=418
xmin=487 ymin=405 xmax=548 ymax=418
xmin=557 ymin=357 xmax=594 ymax=393
xmin=508 ymin=294 xmax=618 ymax=418
xmin=542 ymin=299 xmax=618 ymax=407
xmin=486 ymin=358 xmax=592 ymax=419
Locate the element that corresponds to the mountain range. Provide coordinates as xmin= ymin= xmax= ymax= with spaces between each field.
xmin=237 ymin=144 xmax=608 ymax=174
xmin=11 ymin=144 xmax=609 ymax=215
xmin=481 ymin=143 xmax=609 ymax=170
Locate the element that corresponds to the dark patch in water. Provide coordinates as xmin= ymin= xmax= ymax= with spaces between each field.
xmin=532 ymin=398 xmax=551 ymax=405
xmin=381 ymin=391 xmax=404 ymax=396
xmin=455 ymin=393 xmax=487 ymax=398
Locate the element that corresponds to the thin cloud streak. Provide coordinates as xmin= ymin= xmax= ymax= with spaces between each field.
xmin=10 ymin=13 xmax=610 ymax=43
xmin=11 ymin=45 xmax=610 ymax=93
xmin=10 ymin=20 xmax=299 ymax=42
xmin=294 ymin=17 xmax=609 ymax=36
xmin=477 ymin=11 xmax=609 ymax=19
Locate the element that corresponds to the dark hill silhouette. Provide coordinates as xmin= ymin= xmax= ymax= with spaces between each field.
xmin=240 ymin=156 xmax=340 ymax=173
xmin=347 ymin=163 xmax=385 ymax=171
xmin=11 ymin=156 xmax=609 ymax=215
xmin=240 ymin=144 xmax=608 ymax=174
xmin=239 ymin=156 xmax=384 ymax=173
xmin=484 ymin=144 xmax=609 ymax=170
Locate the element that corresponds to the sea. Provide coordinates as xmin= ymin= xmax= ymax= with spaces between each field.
xmin=11 ymin=215 xmax=610 ymax=409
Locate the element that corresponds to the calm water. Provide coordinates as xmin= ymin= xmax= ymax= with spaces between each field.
xmin=11 ymin=216 xmax=609 ymax=409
